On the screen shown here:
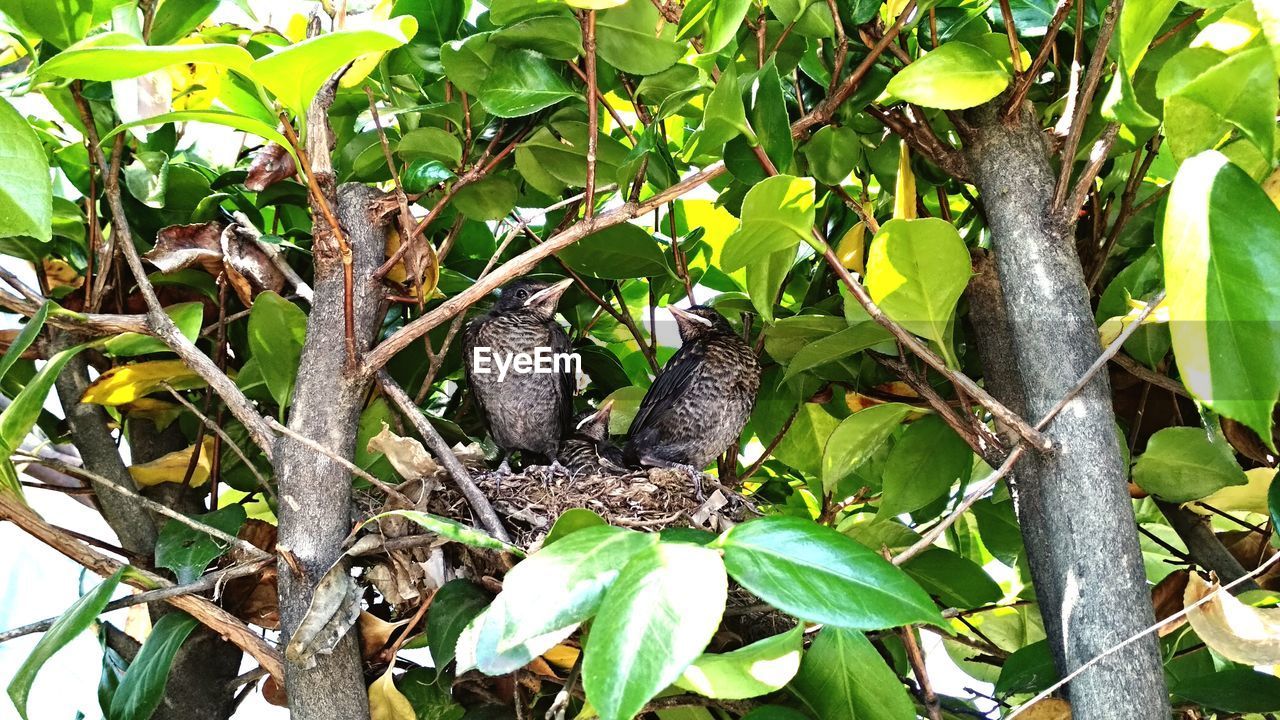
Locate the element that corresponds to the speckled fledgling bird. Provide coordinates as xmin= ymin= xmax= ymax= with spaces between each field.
xmin=559 ymin=400 xmax=627 ymax=477
xmin=463 ymin=278 xmax=575 ymax=474
xmin=624 ymin=305 xmax=761 ymax=497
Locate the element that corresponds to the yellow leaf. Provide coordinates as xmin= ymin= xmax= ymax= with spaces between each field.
xmin=1263 ymin=166 xmax=1280 ymax=211
xmin=81 ymin=360 xmax=206 ymax=406
xmin=43 ymin=258 xmax=83 ymax=290
xmin=341 ymin=0 xmax=397 ymax=88
xmin=542 ymin=643 xmax=581 ymax=670
xmin=893 ymin=142 xmax=916 ymax=220
xmin=368 ymin=665 xmax=416 ymax=720
xmin=1096 ymin=297 xmax=1169 ymax=345
xmin=284 ymin=14 xmax=309 ymax=43
xmin=835 ymin=222 xmax=866 ymax=274
xmin=383 ymin=227 xmax=439 ymax=301
xmin=218 ymin=488 xmax=277 ymax=524
xmin=1185 ymin=571 xmax=1280 ymax=666
xmin=1188 ymin=467 xmax=1277 ymax=516
xmin=119 ymin=398 xmax=184 ymax=431
xmin=1019 ymin=697 xmax=1072 ymax=719
xmin=128 ymin=437 xmax=214 ymax=488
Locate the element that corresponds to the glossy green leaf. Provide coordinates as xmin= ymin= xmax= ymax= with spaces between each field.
xmin=903 ymin=547 xmax=1002 ymax=608
xmin=996 ymin=640 xmax=1058 ymax=697
xmin=452 ymin=175 xmax=517 ymax=221
xmin=397 ymin=127 xmax=463 ymax=166
xmin=0 ymin=0 xmax=97 ymax=49
xmin=1116 ymin=0 xmax=1179 ymax=71
xmin=154 ymin=505 xmax=247 ymax=584
xmin=441 ymin=33 xmax=497 ymax=95
xmin=558 ymin=224 xmax=669 ymax=279
xmin=250 ymin=17 xmax=418 ymax=113
xmin=790 ymin=627 xmax=916 ymax=720
xmin=40 ymin=33 xmax=254 ymax=81
xmin=782 ymin=322 xmax=892 ymax=383
xmin=719 ymin=516 xmax=943 ymax=629
xmin=822 ymin=403 xmax=913 ymax=493
xmin=878 ymin=415 xmax=972 ymax=518
xmin=477 ymin=48 xmax=577 ymax=118
xmin=401 ymin=159 xmax=456 ymax=193
xmin=362 ymin=510 xmax=525 ymax=556
xmin=1172 ymin=668 xmax=1280 ymax=713
xmin=544 ymin=508 xmax=608 ymax=545
xmin=1163 ymin=151 xmax=1280 ymax=443
xmin=0 ymin=342 xmax=89 ymax=463
xmin=751 ymin=59 xmax=793 ymax=172
xmin=583 ymin=543 xmax=728 ymax=720
xmin=679 ymin=0 xmax=751 ymax=53
xmin=1132 ymin=426 xmax=1247 ymax=502
xmin=470 ymin=526 xmax=655 ymax=674
xmin=426 ymin=579 xmax=491 ymax=675
xmin=149 ymin=0 xmax=221 ymax=45
xmin=1167 ymin=48 xmax=1277 ymax=161
xmin=393 ymin=0 xmax=465 ymax=46
xmin=104 ymin=302 xmax=203 ymax=358
xmin=746 ymin=248 xmax=794 ymax=324
xmin=108 ymin=613 xmax=200 ymax=720
xmin=8 ymin=569 xmax=125 ymax=719
xmin=772 ymin=402 xmax=841 ymax=476
xmin=0 ymin=97 xmax=53 ymax=242
xmin=676 ymin=625 xmax=803 ymax=699
xmin=885 ymin=41 xmax=1010 ymax=109
xmin=491 ymin=14 xmax=583 ymax=60
xmin=741 ymin=707 xmax=811 ymax=720
xmin=865 ymin=218 xmax=971 ymax=367
xmin=722 ymin=175 xmax=815 ymax=272
xmin=802 ymin=126 xmax=859 ymax=186
xmin=0 ymin=302 xmax=48 ymax=385
xmin=596 ymin=0 xmax=684 ymax=75
xmin=247 ymin=291 xmax=306 ymax=410
xmin=688 ymin=63 xmax=753 ymax=155
xmin=101 ymin=110 xmax=295 ymax=165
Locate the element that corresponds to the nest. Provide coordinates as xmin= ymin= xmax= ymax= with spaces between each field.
xmin=430 ymin=467 xmax=751 ymax=548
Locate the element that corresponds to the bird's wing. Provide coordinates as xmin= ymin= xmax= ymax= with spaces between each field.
xmin=549 ymin=323 xmax=575 ymax=433
xmin=628 ymin=342 xmax=702 ymax=436
xmin=460 ymin=317 xmax=491 ymax=428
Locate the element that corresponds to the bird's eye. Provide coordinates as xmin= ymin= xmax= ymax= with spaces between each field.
xmin=515 ymin=290 xmax=527 ymax=299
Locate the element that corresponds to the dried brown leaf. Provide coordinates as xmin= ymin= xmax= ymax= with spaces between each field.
xmin=1185 ymin=571 xmax=1280 ymax=665
xmin=367 ymin=422 xmax=441 ymax=481
xmin=146 ymin=222 xmax=225 ymax=276
xmin=359 ymin=611 xmax=408 ymax=660
xmin=244 ymin=143 xmax=297 ymax=191
xmin=1152 ymin=570 xmax=1189 ymax=636
xmin=222 ymin=224 xmax=285 ymax=302
xmin=284 ymin=558 xmax=362 ymax=669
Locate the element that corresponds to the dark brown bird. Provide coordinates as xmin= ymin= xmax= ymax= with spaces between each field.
xmin=463 ymin=278 xmax=575 ymax=474
xmin=624 ymin=305 xmax=761 ymax=497
xmin=559 ymin=400 xmax=627 ymax=477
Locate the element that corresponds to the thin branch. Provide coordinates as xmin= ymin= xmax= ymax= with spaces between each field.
xmin=1054 ymin=0 xmax=1123 ymax=207
xmin=1004 ymin=0 xmax=1073 ymax=117
xmin=1110 ymin=353 xmax=1189 ymax=398
xmin=0 ymin=492 xmax=284 ymax=681
xmin=900 ymin=626 xmax=943 ymax=720
xmin=997 ymin=0 xmax=1024 ymax=73
xmin=583 ymin=10 xmax=599 ymax=220
xmin=377 ymin=370 xmax=512 ymax=544
xmin=164 ymin=386 xmax=274 ymax=500
xmin=1061 ymin=123 xmax=1119 ymax=223
xmin=0 ymin=558 xmax=272 ymax=644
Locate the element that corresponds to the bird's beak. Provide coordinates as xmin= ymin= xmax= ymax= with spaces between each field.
xmin=525 ymin=278 xmax=574 ymax=313
xmin=577 ymin=399 xmax=614 ymax=431
xmin=669 ymin=305 xmax=712 ymax=328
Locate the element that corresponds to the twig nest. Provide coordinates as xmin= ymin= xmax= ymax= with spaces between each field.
xmin=431 ymin=467 xmax=750 ymax=548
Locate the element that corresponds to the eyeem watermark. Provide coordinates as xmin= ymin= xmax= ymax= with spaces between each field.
xmin=472 ymin=346 xmax=582 ymax=381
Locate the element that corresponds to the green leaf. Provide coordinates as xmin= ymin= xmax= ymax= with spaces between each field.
xmin=1116 ymin=0 xmax=1179 ymax=71
xmin=790 ymin=627 xmax=916 ymax=720
xmin=995 ymin=640 xmax=1058 ymax=696
xmin=441 ymin=33 xmax=497 ymax=95
xmin=544 ymin=508 xmax=608 ymax=545
xmin=722 ymin=175 xmax=815 ymax=273
xmin=104 ymin=302 xmax=202 ymax=358
xmin=596 ymin=0 xmax=684 ymax=75
xmin=154 ymin=505 xmax=247 ymax=584
xmin=719 ymin=516 xmax=943 ymax=630
xmin=469 ymin=526 xmax=655 ymax=674
xmin=101 ymin=110 xmax=296 ymax=165
xmin=361 ymin=510 xmax=524 ymax=556
xmin=688 ymin=63 xmax=753 ymax=156
xmin=393 ymin=0 xmax=465 ymax=46
xmin=822 ymin=403 xmax=913 ymax=493
xmin=1270 ymin=470 xmax=1280 ymax=538
xmin=802 ymin=126 xmax=859 ymax=186
xmin=746 ymin=248 xmax=794 ymax=324
xmin=452 ymin=175 xmax=517 ymax=221
xmin=8 ymin=569 xmax=125 ymax=719
xmin=885 ymin=41 xmax=1010 ymax=109
xmin=250 ymin=17 xmax=419 ymax=113
xmin=1166 ymin=48 xmax=1277 ymax=162
xmin=751 ymin=59 xmax=794 ymax=175
xmin=782 ymin=322 xmax=892 ymax=383
xmin=0 ymin=0 xmax=103 ymax=49
xmin=398 ymin=668 xmax=466 ymax=720
xmin=426 ymin=579 xmax=491 ymax=675
xmin=903 ymin=547 xmax=1002 ymax=608
xmin=582 ymin=543 xmax=728 ymax=720
xmin=558 ymin=224 xmax=669 ymax=279
xmin=0 ymin=97 xmax=53 ymax=241
xmin=401 ymin=159 xmax=456 ymax=193
xmin=741 ymin=707 xmax=810 ymax=720
xmin=878 ymin=415 xmax=972 ymax=518
xmin=1101 ymin=59 xmax=1160 ymax=129
xmin=491 ymin=14 xmax=584 ymax=60
xmin=865 ymin=218 xmax=971 ymax=367
xmin=477 ymin=48 xmax=577 ymax=118
xmin=246 ymin=291 xmax=306 ymax=410
xmin=1163 ymin=151 xmax=1280 ymax=443
xmin=1132 ymin=426 xmax=1248 ymax=502
xmin=397 ymin=127 xmax=463 ymax=166
xmin=149 ymin=0 xmax=220 ymax=45
xmin=772 ymin=402 xmax=840 ymax=476
xmin=0 ymin=342 xmax=89 ymax=461
xmin=679 ymin=0 xmax=751 ymax=53
xmin=1172 ymin=668 xmax=1280 ymax=713
xmin=40 ymin=33 xmax=254 ymax=81
xmin=0 ymin=302 xmax=48 ymax=385
xmin=515 ymin=121 xmax=630 ymax=188
xmin=676 ymin=625 xmax=803 ymax=699
xmin=108 ymin=613 xmax=200 ymax=720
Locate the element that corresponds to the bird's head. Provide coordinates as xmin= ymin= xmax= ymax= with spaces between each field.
xmin=571 ymin=400 xmax=614 ymax=441
xmin=494 ymin=278 xmax=573 ymax=320
xmin=669 ymin=305 xmax=733 ymax=341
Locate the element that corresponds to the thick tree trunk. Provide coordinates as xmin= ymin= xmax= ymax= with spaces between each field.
xmin=275 ymin=183 xmax=387 ymax=719
xmin=964 ymin=102 xmax=1169 ymax=718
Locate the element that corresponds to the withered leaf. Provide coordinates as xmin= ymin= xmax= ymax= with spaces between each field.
xmin=284 ymin=556 xmax=362 ymax=669
xmin=146 ymin=222 xmax=225 ymax=276
xmin=244 ymin=143 xmax=297 ymax=192
xmin=367 ymin=422 xmax=441 ymax=482
xmin=221 ymin=224 xmax=285 ymax=306
xmin=1185 ymin=571 xmax=1280 ymax=665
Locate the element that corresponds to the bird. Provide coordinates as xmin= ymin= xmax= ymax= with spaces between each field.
xmin=624 ymin=305 xmax=761 ymax=498
xmin=559 ymin=400 xmax=627 ymax=477
xmin=462 ymin=277 xmax=575 ymax=475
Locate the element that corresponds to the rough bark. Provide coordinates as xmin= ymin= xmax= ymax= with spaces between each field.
xmin=963 ymin=101 xmax=1169 ymax=718
xmin=275 ymin=183 xmax=387 ymax=719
